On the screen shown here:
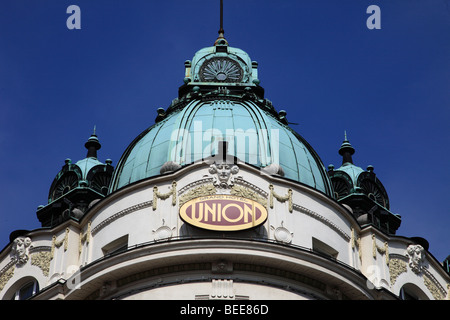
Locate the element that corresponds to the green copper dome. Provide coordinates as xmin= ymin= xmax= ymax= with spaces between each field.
xmin=109 ymin=39 xmax=333 ymax=197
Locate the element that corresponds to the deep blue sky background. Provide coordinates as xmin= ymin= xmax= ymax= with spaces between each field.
xmin=0 ymin=1 xmax=449 ymax=263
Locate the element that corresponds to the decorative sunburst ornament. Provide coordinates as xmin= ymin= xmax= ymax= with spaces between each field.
xmin=200 ymin=57 xmax=243 ymax=83
xmin=53 ymin=173 xmax=79 ymax=200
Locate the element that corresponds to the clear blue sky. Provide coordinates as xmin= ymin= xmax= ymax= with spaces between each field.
xmin=0 ymin=0 xmax=449 ymax=263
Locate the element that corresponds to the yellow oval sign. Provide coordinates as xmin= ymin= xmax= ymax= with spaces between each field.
xmin=179 ymin=195 xmax=267 ymax=231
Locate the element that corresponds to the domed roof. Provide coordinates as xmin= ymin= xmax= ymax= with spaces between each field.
xmin=111 ymin=98 xmax=332 ymax=196
xmin=109 ymin=37 xmax=333 ymax=197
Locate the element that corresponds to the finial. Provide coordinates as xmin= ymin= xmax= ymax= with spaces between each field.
xmin=85 ymin=127 xmax=101 ymax=158
xmin=338 ymin=130 xmax=355 ymax=165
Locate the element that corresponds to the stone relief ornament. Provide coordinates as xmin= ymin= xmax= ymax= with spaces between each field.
xmin=179 ymin=184 xmax=217 ymax=207
xmin=389 ymin=258 xmax=407 ymax=286
xmin=261 ymin=163 xmax=285 ymax=177
xmin=11 ymin=237 xmax=32 ymax=266
xmin=209 ymin=162 xmax=239 ymax=188
xmin=152 ymin=219 xmax=176 ymax=241
xmin=230 ymin=184 xmax=267 ymax=208
xmin=160 ymin=161 xmax=181 ymax=174
xmin=405 ymin=244 xmax=426 ymax=274
xmin=152 ymin=181 xmax=177 ymax=210
xmin=31 ymin=251 xmax=52 ymax=277
xmin=271 ymin=222 xmax=293 ymax=244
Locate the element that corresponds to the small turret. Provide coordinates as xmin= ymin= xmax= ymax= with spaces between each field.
xmin=328 ymin=132 xmax=401 ymax=234
xmin=36 ymin=130 xmax=114 ymax=227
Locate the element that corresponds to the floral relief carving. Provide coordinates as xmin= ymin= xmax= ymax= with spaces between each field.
xmin=424 ymin=274 xmax=445 ymax=300
xmin=389 ymin=258 xmax=407 ymax=286
xmin=269 ymin=184 xmax=293 ymax=213
xmin=31 ymin=251 xmax=52 ymax=277
xmin=179 ymin=184 xmax=217 ymax=207
xmin=0 ymin=265 xmax=14 ymax=293
xmin=230 ymin=184 xmax=267 ymax=208
xmin=153 ymin=181 xmax=177 ymax=210
xmin=372 ymin=234 xmax=389 ymax=265
xmin=51 ymin=228 xmax=69 ymax=259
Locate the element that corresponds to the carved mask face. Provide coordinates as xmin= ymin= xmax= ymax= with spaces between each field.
xmin=12 ymin=237 xmax=31 ymax=265
xmin=412 ymin=247 xmax=424 ymax=264
xmin=13 ymin=238 xmax=29 ymax=256
xmin=216 ymin=163 xmax=231 ymax=182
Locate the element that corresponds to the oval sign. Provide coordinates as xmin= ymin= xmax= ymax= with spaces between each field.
xmin=179 ymin=195 xmax=267 ymax=231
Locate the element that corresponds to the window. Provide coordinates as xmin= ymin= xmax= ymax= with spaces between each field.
xmin=400 ymin=288 xmax=418 ymax=300
xmin=312 ymin=238 xmax=338 ymax=260
xmin=399 ymin=284 xmax=428 ymax=300
xmin=10 ymin=280 xmax=39 ymax=300
xmin=102 ymin=235 xmax=129 ymax=256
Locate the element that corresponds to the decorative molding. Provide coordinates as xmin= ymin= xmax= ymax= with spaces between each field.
xmin=269 ymin=184 xmax=292 ymax=213
xmin=153 ymin=181 xmax=177 ymax=210
xmin=423 ymin=268 xmax=447 ymax=300
xmin=79 ymin=221 xmax=91 ymax=256
xmin=234 ymin=177 xmax=268 ymax=198
xmin=195 ymin=279 xmax=243 ymax=300
xmin=30 ymin=251 xmax=52 ymax=277
xmin=51 ymin=228 xmax=69 ymax=259
xmin=209 ymin=279 xmax=234 ymax=299
xmin=372 ymin=234 xmax=389 ymax=265
xmin=389 ymin=254 xmax=447 ymax=300
xmin=293 ymin=203 xmax=350 ymax=241
xmin=389 ymin=258 xmax=407 ymax=286
xmin=178 ymin=178 xmax=214 ymax=195
xmin=91 ymin=201 xmax=153 ymax=235
xmin=424 ymin=273 xmax=445 ymax=300
xmin=230 ymin=184 xmax=267 ymax=208
xmin=0 ymin=263 xmax=14 ymax=293
xmin=178 ymin=184 xmax=217 ymax=207
xmin=211 ymin=260 xmax=233 ymax=274
xmin=351 ymin=228 xmax=362 ymax=262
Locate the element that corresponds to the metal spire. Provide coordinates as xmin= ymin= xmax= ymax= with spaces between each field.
xmin=218 ymin=0 xmax=224 ymax=37
xmin=215 ymin=0 xmax=228 ymax=46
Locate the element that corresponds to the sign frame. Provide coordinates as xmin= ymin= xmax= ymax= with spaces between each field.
xmin=179 ymin=194 xmax=268 ymax=231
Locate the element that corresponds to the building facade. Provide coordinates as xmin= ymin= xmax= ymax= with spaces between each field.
xmin=1 ymin=28 xmax=449 ymax=301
